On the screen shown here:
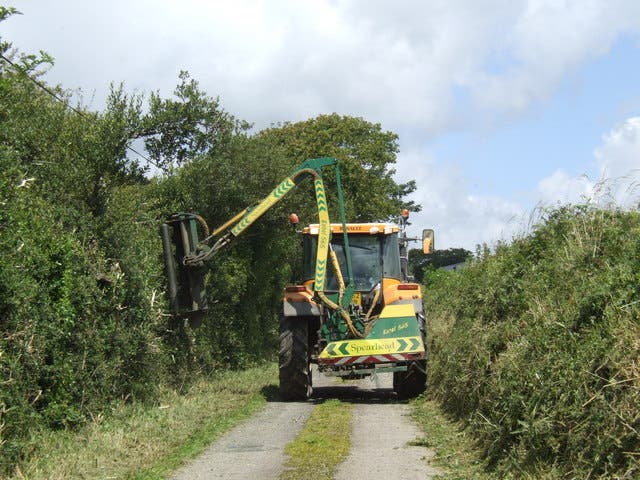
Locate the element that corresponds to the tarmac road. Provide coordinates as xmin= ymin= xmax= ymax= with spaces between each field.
xmin=170 ymin=368 xmax=439 ymax=480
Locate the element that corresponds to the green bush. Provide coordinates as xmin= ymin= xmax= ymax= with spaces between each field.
xmin=424 ymin=206 xmax=640 ymax=478
xmin=0 ymin=59 xmax=164 ymax=471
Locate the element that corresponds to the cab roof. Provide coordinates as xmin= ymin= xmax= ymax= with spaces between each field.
xmin=303 ymin=223 xmax=399 ymax=235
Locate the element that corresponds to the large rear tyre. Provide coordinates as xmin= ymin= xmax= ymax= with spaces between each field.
xmin=394 ymin=312 xmax=428 ymax=399
xmin=393 ymin=360 xmax=427 ymax=399
xmin=278 ymin=316 xmax=311 ymax=401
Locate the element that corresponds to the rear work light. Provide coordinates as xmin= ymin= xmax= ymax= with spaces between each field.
xmin=397 ymin=284 xmax=419 ymax=290
xmin=285 ymin=285 xmax=308 ymax=293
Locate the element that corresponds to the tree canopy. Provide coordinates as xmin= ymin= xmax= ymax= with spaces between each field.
xmin=408 ymin=247 xmax=473 ymax=282
xmin=258 ymin=114 xmax=420 ymax=222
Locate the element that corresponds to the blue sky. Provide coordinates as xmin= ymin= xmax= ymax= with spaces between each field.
xmin=440 ymin=34 xmax=640 ymax=201
xmin=3 ymin=1 xmax=640 ymax=249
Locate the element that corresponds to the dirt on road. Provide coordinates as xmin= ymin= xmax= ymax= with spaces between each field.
xmin=171 ymin=369 xmax=439 ymax=480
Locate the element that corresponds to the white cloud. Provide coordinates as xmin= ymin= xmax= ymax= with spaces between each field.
xmin=470 ymin=0 xmax=640 ymax=114
xmin=594 ymin=116 xmax=640 ymax=207
xmin=6 ymin=0 xmax=639 ymax=133
xmin=398 ymin=148 xmax=525 ymax=251
xmin=536 ymin=117 xmax=640 ymax=208
xmin=536 ymin=170 xmax=595 ymax=205
xmin=4 ymin=1 xmax=640 ymax=250
xmin=403 ymin=115 xmax=640 ymax=251
xmin=407 ymin=114 xmax=640 ymax=250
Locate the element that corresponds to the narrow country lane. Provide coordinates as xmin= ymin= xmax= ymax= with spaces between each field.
xmin=170 ymin=401 xmax=314 ymax=480
xmin=317 ymin=371 xmax=441 ymax=480
xmin=333 ymin=402 xmax=440 ymax=480
xmin=171 ymin=369 xmax=438 ymax=480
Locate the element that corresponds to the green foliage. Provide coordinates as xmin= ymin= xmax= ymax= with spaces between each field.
xmin=138 ymin=71 xmax=249 ymax=171
xmin=0 ymin=6 xmax=19 ymax=21
xmin=10 ymin=365 xmax=277 ymax=479
xmin=409 ymin=247 xmax=472 ymax=282
xmin=412 ymin=400 xmax=493 ymax=479
xmin=0 ymin=7 xmax=20 ymax=54
xmin=424 ymin=205 xmax=640 ymax=479
xmin=0 ymin=59 xmax=164 ymax=473
xmin=258 ymin=114 xmax=419 ymax=222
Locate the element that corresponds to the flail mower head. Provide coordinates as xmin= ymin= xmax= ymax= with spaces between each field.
xmin=160 ymin=213 xmax=208 ymax=327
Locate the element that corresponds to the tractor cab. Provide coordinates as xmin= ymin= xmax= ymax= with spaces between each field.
xmin=300 ymin=223 xmax=402 ymax=316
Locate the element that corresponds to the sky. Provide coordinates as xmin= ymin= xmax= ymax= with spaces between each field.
xmin=3 ymin=0 xmax=640 ymax=250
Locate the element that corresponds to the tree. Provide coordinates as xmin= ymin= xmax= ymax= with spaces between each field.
xmin=0 ymin=21 xmax=166 ymax=471
xmin=257 ymin=114 xmax=420 ymax=222
xmin=137 ymin=71 xmax=249 ymax=171
xmin=409 ymin=247 xmax=472 ymax=282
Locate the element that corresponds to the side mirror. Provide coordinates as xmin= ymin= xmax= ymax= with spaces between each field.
xmin=422 ymin=229 xmax=434 ymax=254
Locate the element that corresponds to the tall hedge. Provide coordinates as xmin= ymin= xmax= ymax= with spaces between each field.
xmin=0 ymin=53 xmax=166 ymax=470
xmin=425 ymin=206 xmax=640 ymax=479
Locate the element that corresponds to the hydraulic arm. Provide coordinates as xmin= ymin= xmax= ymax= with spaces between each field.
xmin=160 ymin=157 xmax=360 ymax=333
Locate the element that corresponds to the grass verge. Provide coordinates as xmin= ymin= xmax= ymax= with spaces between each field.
xmin=411 ymin=399 xmax=491 ymax=480
xmin=7 ymin=363 xmax=277 ymax=480
xmin=412 ymin=396 xmax=565 ymax=479
xmin=280 ymin=399 xmax=351 ymax=480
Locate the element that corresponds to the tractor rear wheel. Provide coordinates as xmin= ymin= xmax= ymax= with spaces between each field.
xmin=393 ymin=360 xmax=426 ymax=399
xmin=278 ymin=315 xmax=311 ymax=401
xmin=394 ymin=312 xmax=428 ymax=399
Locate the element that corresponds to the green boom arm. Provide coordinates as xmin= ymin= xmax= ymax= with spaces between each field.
xmin=160 ymin=157 xmax=355 ymax=323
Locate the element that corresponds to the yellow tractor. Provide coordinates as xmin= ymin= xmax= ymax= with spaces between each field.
xmin=160 ymin=157 xmax=434 ymax=399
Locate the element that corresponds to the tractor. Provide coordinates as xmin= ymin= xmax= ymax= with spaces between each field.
xmin=160 ymin=157 xmax=434 ymax=399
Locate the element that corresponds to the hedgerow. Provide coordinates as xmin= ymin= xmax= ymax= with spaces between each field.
xmin=424 ymin=205 xmax=640 ymax=479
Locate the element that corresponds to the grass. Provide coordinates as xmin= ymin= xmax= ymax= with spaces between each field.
xmin=411 ymin=399 xmax=491 ymax=480
xmin=422 ymin=206 xmax=640 ymax=478
xmin=280 ymin=399 xmax=352 ymax=480
xmin=6 ymin=363 xmax=277 ymax=480
xmin=411 ymin=399 xmax=566 ymax=480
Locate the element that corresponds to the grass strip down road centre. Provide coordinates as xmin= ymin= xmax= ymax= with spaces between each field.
xmin=280 ymin=399 xmax=352 ymax=480
xmin=8 ymin=364 xmax=277 ymax=480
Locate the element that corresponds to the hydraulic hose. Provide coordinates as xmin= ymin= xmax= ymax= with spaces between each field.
xmin=365 ymin=284 xmax=381 ymax=322
xmin=316 ymin=290 xmax=363 ymax=338
xmin=329 ymin=245 xmax=346 ymax=305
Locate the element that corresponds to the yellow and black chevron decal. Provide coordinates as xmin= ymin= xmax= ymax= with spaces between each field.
xmin=315 ymin=179 xmax=328 ymax=213
xmin=230 ymin=177 xmax=295 ymax=236
xmin=319 ymin=336 xmax=424 ymax=358
xmin=314 ymin=178 xmax=330 ymax=290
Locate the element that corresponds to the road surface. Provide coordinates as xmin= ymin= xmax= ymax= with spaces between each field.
xmin=171 ymin=369 xmax=439 ymax=480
